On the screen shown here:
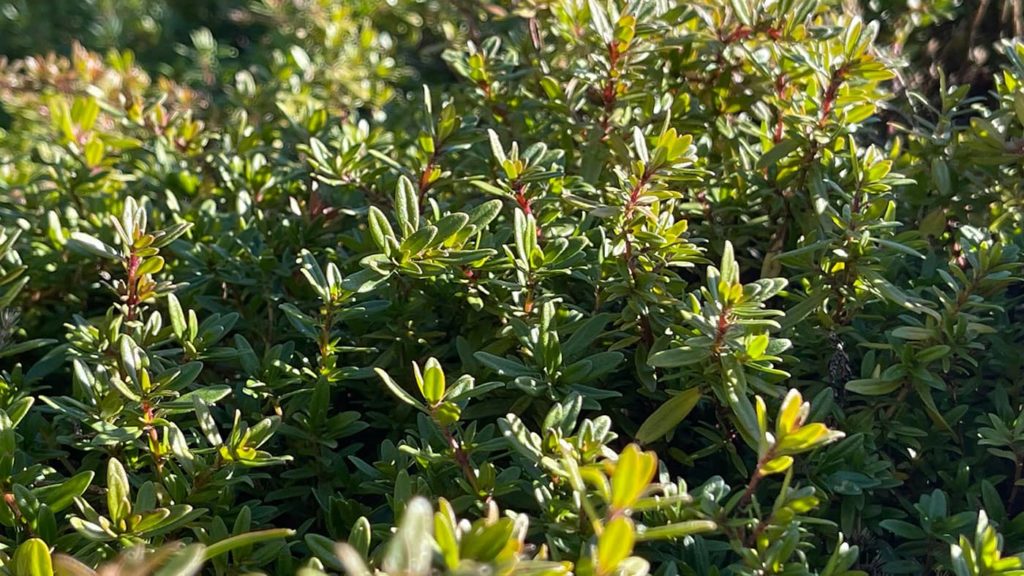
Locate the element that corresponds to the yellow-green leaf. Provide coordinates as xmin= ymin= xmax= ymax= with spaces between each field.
xmin=137 ymin=255 xmax=165 ymax=276
xmin=434 ymin=505 xmax=460 ymax=570
xmin=761 ymin=455 xmax=794 ymax=476
xmin=107 ymin=458 xmax=131 ymax=525
xmin=13 ymin=538 xmax=53 ymax=576
xmin=775 ymin=388 xmax=805 ymax=437
xmin=610 ymin=444 xmax=657 ymax=511
xmin=421 ymin=358 xmax=446 ymax=404
xmin=203 ymin=529 xmax=294 ymax=561
xmin=597 ymin=517 xmax=635 ymax=576
xmin=777 ymin=423 xmax=842 ymax=454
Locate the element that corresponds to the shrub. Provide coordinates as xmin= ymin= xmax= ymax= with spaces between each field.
xmin=1 ymin=1 xmax=1023 ymax=575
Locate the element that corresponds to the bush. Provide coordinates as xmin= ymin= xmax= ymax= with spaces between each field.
xmin=1 ymin=1 xmax=1024 ymax=575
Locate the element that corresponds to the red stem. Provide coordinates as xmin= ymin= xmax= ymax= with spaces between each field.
xmin=622 ymin=169 xmax=653 ymax=281
xmin=600 ymin=42 xmax=622 ymax=138
xmin=125 ymin=253 xmax=140 ymax=321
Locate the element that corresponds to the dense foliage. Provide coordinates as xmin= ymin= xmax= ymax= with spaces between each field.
xmin=2 ymin=1 xmax=1024 ymax=575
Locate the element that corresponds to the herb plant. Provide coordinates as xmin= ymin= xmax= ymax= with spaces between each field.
xmin=1 ymin=1 xmax=1023 ymax=575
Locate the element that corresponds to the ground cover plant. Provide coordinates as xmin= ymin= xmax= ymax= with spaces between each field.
xmin=1 ymin=0 xmax=1024 ymax=574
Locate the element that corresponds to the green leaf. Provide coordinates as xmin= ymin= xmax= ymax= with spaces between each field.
xmin=916 ymin=344 xmax=951 ymax=363
xmin=466 ymin=199 xmax=504 ymax=229
xmin=395 ymin=175 xmax=419 ymax=237
xmin=279 ymin=303 xmax=319 ymax=341
xmin=299 ymin=249 xmax=330 ymax=300
xmin=376 ymin=368 xmax=427 ymax=411
xmin=0 ymin=276 xmax=28 ymax=308
xmin=168 ymin=293 xmax=187 ymax=339
xmin=136 ymin=255 xmax=165 ymax=276
xmin=369 ymin=206 xmax=396 ymax=256
xmin=69 ymin=517 xmax=114 ymax=541
xmin=163 ymin=386 xmax=231 ymax=413
xmin=150 ymin=222 xmax=192 ymax=248
xmin=919 ymin=208 xmax=946 ymax=237
xmin=434 ymin=401 xmax=462 ymax=424
xmin=756 ymin=138 xmax=802 ymax=170
xmin=433 ymin=213 xmax=470 ymax=244
xmin=420 ymin=358 xmax=446 ymax=404
xmin=1015 ymin=92 xmax=1024 ymax=128
xmin=932 ymin=159 xmax=951 ymax=196
xmin=306 ymin=533 xmax=344 ymax=571
xmin=434 ymin=509 xmax=459 ymax=570
xmin=0 ymin=338 xmax=56 ymax=359
xmin=474 ymin=352 xmax=534 ymax=377
xmin=133 ymin=509 xmax=172 ymax=533
xmin=726 ymin=377 xmax=760 ymax=451
xmin=203 ymin=529 xmax=294 ymax=561
xmin=13 ymin=538 xmax=53 ymax=576
xmin=399 ymin=225 xmax=438 ymax=256
xmin=367 ymin=148 xmax=411 ymax=174
xmin=349 ymin=516 xmax=372 ymax=558
xmin=845 ymin=378 xmax=902 ymax=396
xmin=891 ymin=326 xmax=932 ymax=341
xmin=7 ymin=397 xmax=34 ymax=426
xmin=119 ymin=335 xmax=140 ymax=388
xmin=487 ymin=129 xmax=507 ymax=164
xmin=720 ymin=240 xmax=737 ymax=283
xmin=107 ymin=458 xmax=131 ymax=525
xmin=588 ymin=0 xmax=613 ymax=43
xmin=632 ymin=127 xmax=649 ymax=164
xmin=159 ymin=361 xmax=204 ymax=392
xmin=194 ymin=396 xmax=223 ymax=446
xmin=879 ymin=519 xmax=926 ymax=540
xmin=34 ymin=471 xmax=94 ymax=512
xmin=868 ymin=237 xmax=925 ymax=259
xmin=635 ymin=520 xmax=717 ymax=541
xmin=913 ymin=380 xmax=952 ymax=432
xmin=562 ymin=314 xmax=613 ymax=360
xmin=648 ymin=346 xmax=711 ymax=368
xmin=69 ymin=232 xmax=119 ymax=260
xmin=469 ymin=180 xmax=510 ymax=199
xmin=635 ymin=388 xmax=702 ymax=445
xmin=460 ymin=518 xmax=515 ymax=562
xmin=138 ymin=505 xmax=203 ymax=538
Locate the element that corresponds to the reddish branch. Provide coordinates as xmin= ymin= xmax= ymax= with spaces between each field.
xmin=141 ymin=401 xmax=164 ymax=476
xmin=818 ymin=66 xmax=848 ymax=126
xmin=125 ymin=253 xmax=141 ymax=321
xmin=418 ymin=159 xmax=436 ymax=208
xmin=513 ymin=182 xmax=532 ymax=216
xmin=622 ymin=167 xmax=654 ymax=281
xmin=762 ymin=64 xmax=850 ymax=276
xmin=738 ymin=448 xmax=775 ymax=509
xmin=711 ymin=301 xmax=735 ymax=356
xmin=599 ymin=42 xmax=623 ymax=138
xmin=436 ymin=420 xmax=481 ymax=494
xmin=621 ymin=168 xmax=656 ymax=344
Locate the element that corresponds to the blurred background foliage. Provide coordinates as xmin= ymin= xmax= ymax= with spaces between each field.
xmin=2 ymin=0 xmax=1021 ymax=99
